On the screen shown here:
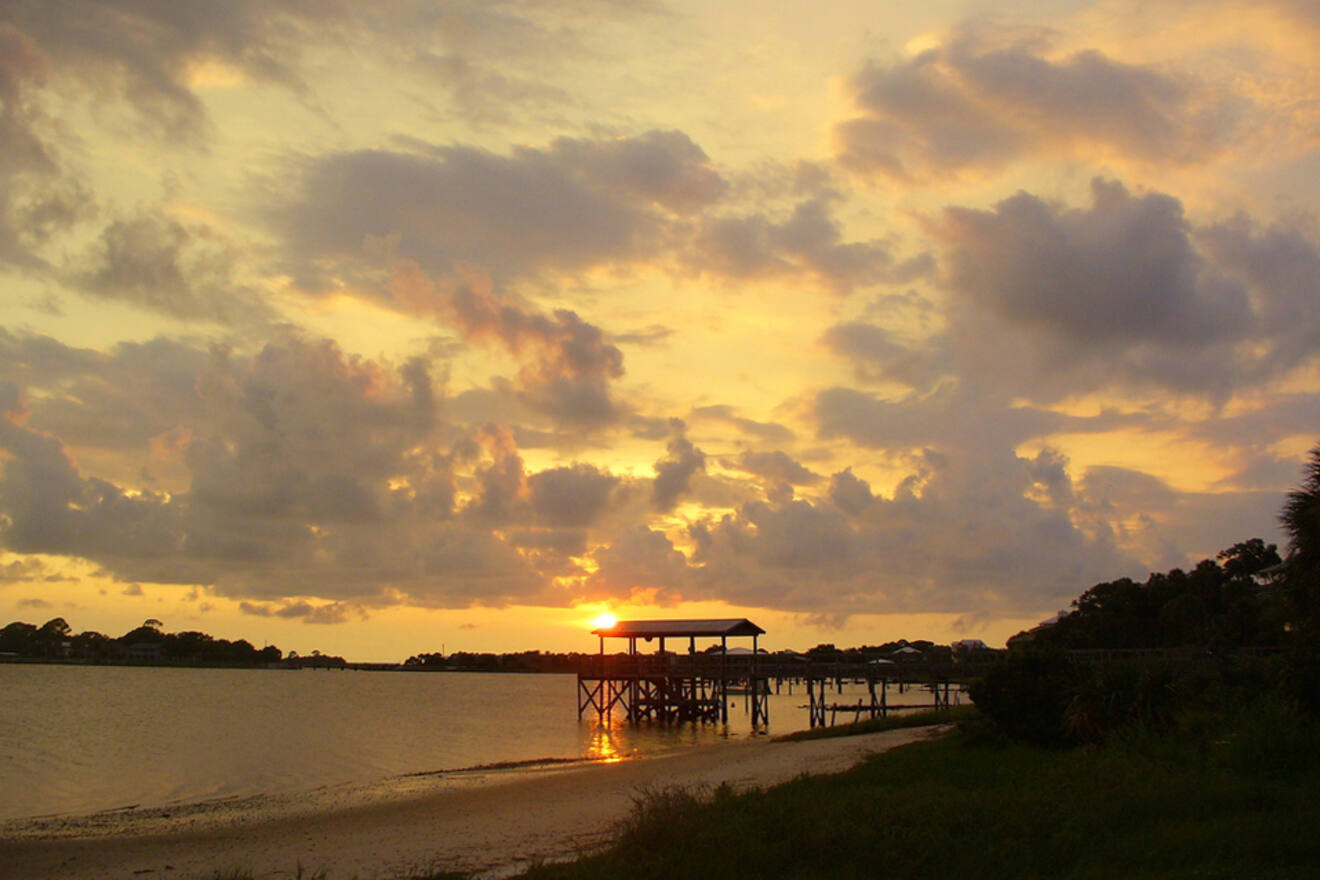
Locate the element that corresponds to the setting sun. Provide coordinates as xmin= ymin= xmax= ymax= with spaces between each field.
xmin=592 ymin=612 xmax=618 ymax=631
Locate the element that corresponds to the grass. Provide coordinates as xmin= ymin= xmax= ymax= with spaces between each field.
xmin=518 ymin=703 xmax=1320 ymax=880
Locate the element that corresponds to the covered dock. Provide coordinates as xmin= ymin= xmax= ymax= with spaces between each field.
xmin=577 ymin=618 xmax=770 ymax=726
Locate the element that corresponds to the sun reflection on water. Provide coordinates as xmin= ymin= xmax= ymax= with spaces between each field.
xmin=585 ymin=719 xmax=629 ymax=763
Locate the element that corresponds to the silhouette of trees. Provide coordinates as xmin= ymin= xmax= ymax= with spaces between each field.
xmin=1014 ymin=540 xmax=1284 ymax=652
xmin=0 ymin=617 xmax=282 ymax=665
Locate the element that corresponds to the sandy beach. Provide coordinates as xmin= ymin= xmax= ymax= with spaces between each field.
xmin=0 ymin=726 xmax=943 ymax=880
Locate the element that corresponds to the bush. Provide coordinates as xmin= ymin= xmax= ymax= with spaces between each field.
xmin=968 ymin=650 xmax=1075 ymax=746
xmin=970 ymin=651 xmax=1182 ymax=746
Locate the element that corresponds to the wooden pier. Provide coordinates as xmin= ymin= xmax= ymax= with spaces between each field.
xmin=578 ymin=619 xmax=770 ymax=726
xmin=577 ymin=619 xmax=975 ymax=729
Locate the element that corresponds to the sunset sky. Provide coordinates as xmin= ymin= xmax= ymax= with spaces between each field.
xmin=2 ymin=0 xmax=1318 ymax=661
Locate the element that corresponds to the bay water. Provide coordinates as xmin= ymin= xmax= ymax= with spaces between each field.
xmin=0 ymin=663 xmax=946 ymax=822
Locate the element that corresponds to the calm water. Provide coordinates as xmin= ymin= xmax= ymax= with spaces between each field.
xmin=0 ymin=664 xmax=947 ymax=821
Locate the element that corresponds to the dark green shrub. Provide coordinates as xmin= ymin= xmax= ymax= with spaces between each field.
xmin=968 ymin=649 xmax=1074 ymax=746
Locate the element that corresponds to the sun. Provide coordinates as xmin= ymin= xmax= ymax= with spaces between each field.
xmin=592 ymin=612 xmax=618 ymax=630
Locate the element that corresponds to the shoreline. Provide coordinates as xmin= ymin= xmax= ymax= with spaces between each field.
xmin=0 ymin=725 xmax=945 ymax=880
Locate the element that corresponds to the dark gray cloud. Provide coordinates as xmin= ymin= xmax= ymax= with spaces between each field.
xmin=651 ymin=419 xmax=705 ymax=511
xmin=278 ymin=130 xmax=724 ymax=289
xmin=1077 ymin=465 xmax=1286 ymax=572
xmin=0 ymin=331 xmax=579 ymax=608
xmin=0 ymin=0 xmax=343 ymax=141
xmin=462 ymin=424 xmax=527 ymax=524
xmin=528 ymin=463 xmax=620 ymax=528
xmin=1196 ymin=215 xmax=1320 ymax=378
xmin=933 ymin=179 xmax=1319 ymax=400
xmin=693 ymin=196 xmax=932 ymax=293
xmin=836 ymin=25 xmax=1242 ymax=178
xmin=683 ymin=447 xmax=1134 ymax=617
xmin=814 ymin=385 xmax=1069 ymax=452
xmin=943 ymin=179 xmax=1248 ymax=348
xmin=823 ymin=182 xmax=1320 ymax=409
xmin=828 ymin=468 xmax=875 ymax=516
xmin=240 ymin=599 xmax=366 ymax=624
xmin=0 ymin=22 xmax=96 ymax=271
xmin=730 ymin=450 xmax=821 ymax=486
xmin=584 ymin=524 xmax=690 ymax=601
xmin=72 ymin=212 xmax=269 ymax=325
xmin=820 ymin=322 xmax=951 ymax=392
xmin=429 ymin=280 xmax=627 ymax=429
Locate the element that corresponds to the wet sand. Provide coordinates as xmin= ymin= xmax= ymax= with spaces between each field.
xmin=0 ymin=726 xmax=944 ymax=880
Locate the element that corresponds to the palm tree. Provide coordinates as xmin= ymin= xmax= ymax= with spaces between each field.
xmin=1280 ymin=445 xmax=1320 ymax=711
xmin=1281 ymin=446 xmax=1320 ymax=566
xmin=1281 ymin=446 xmax=1320 ymax=632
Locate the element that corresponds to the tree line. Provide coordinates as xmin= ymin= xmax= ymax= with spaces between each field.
xmin=0 ymin=617 xmax=284 ymax=666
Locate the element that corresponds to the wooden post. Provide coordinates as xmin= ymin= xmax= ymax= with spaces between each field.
xmin=720 ymin=635 xmax=728 ymax=723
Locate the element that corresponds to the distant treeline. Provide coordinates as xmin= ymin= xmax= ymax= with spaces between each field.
xmin=0 ymin=617 xmax=285 ymax=666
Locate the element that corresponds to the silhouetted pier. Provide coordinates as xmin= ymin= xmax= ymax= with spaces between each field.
xmin=578 ymin=620 xmax=979 ymax=729
xmin=578 ymin=619 xmax=771 ymax=725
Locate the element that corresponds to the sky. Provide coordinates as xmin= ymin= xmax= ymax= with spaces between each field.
xmin=1 ymin=0 xmax=1318 ymax=661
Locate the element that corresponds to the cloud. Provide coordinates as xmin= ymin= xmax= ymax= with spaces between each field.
xmin=528 ymin=463 xmax=620 ymax=528
xmin=0 ymin=21 xmax=97 ymax=271
xmin=374 ymin=260 xmax=633 ymax=430
xmin=0 ymin=0 xmax=342 ymax=141
xmin=943 ymin=179 xmax=1248 ymax=347
xmin=278 ymin=130 xmax=724 ymax=288
xmin=0 ymin=556 xmax=49 ymax=582
xmin=828 ymin=468 xmax=875 ymax=516
xmin=730 ymin=450 xmax=821 ymax=486
xmin=1077 ymin=464 xmax=1286 ymax=572
xmin=690 ymin=405 xmax=795 ymax=443
xmin=693 ymin=195 xmax=932 ymax=292
xmin=651 ymin=419 xmax=706 ymax=511
xmin=931 ymin=178 xmax=1320 ymax=400
xmin=241 ymin=599 xmax=367 ymax=624
xmin=584 ymin=525 xmax=690 ymax=601
xmin=684 ymin=446 xmax=1134 ymax=618
xmin=814 ymin=384 xmax=1069 ymax=452
xmin=71 ymin=212 xmax=268 ymax=325
xmin=464 ymin=423 xmax=528 ymax=524
xmin=835 ymin=25 xmax=1242 ymax=178
xmin=820 ymin=322 xmax=951 ymax=393
xmin=0 ymin=331 xmax=571 ymax=607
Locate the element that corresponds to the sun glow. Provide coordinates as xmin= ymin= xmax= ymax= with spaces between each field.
xmin=591 ymin=612 xmax=618 ymax=631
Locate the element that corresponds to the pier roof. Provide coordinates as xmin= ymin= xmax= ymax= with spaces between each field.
xmin=592 ymin=618 xmax=765 ymax=639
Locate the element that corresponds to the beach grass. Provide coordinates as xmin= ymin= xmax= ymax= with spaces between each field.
xmin=516 ymin=702 xmax=1320 ymax=880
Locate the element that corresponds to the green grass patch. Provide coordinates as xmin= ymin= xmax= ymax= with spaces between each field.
xmin=519 ymin=705 xmax=1320 ymax=880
